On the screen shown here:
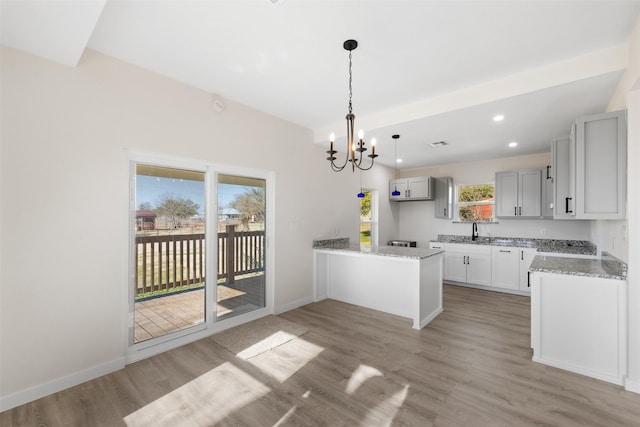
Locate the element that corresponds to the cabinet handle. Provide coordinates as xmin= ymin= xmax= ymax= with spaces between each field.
xmin=444 ymin=208 xmax=447 ymax=216
xmin=514 ymin=207 xmax=517 ymax=216
xmin=519 ymin=206 xmax=522 ymax=216
xmin=521 ymin=250 xmax=524 ymax=261
xmin=565 ymin=197 xmax=573 ymax=214
xmin=546 ymin=165 xmax=551 ymax=180
xmin=499 ymin=250 xmax=511 ymax=253
xmin=527 ymin=271 xmax=531 ymax=288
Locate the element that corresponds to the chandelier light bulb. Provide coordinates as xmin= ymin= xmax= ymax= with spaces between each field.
xmin=358 ymin=129 xmax=364 ymax=140
xmin=329 ymin=133 xmax=335 ymax=143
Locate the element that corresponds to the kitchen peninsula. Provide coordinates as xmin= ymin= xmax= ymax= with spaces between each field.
xmin=313 ymin=238 xmax=444 ymax=330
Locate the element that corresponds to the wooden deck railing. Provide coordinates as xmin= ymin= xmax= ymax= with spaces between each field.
xmin=134 ymin=226 xmax=264 ymax=296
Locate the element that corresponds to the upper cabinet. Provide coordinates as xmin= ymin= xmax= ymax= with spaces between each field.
xmin=553 ymin=110 xmax=627 ymax=220
xmin=541 ymin=165 xmax=554 ymax=219
xmin=495 ymin=169 xmax=542 ymax=218
xmin=389 ymin=176 xmax=434 ymax=201
xmin=434 ymin=177 xmax=453 ymax=218
xmin=575 ymin=110 xmax=627 ymax=219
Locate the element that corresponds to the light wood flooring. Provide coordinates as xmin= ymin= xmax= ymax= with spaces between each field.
xmin=3 ymin=285 xmax=640 ymax=426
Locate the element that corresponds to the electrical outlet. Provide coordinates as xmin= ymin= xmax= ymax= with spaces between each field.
xmin=540 ymin=228 xmax=546 ymax=236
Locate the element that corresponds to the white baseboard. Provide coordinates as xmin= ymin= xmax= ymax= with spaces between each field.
xmin=274 ymin=296 xmax=314 ymax=314
xmin=625 ymin=376 xmax=640 ymax=394
xmin=0 ymin=358 xmax=125 ymax=412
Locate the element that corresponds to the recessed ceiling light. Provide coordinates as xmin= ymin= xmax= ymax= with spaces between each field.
xmin=508 ymin=141 xmax=518 ymax=148
xmin=493 ymin=114 xmax=505 ymax=122
xmin=397 ymin=159 xmax=403 ymax=163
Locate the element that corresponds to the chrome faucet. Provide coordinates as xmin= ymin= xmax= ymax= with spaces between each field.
xmin=472 ymin=222 xmax=478 ymax=241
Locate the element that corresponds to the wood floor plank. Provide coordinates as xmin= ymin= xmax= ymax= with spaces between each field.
xmin=3 ymin=284 xmax=640 ymax=426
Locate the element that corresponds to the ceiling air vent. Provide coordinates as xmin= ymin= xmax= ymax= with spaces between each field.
xmin=429 ymin=141 xmax=448 ymax=148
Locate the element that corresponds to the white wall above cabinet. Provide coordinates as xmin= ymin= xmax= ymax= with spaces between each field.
xmin=552 ymin=110 xmax=627 ymax=220
xmin=389 ymin=176 xmax=434 ymax=201
xmin=495 ymin=169 xmax=542 ymax=218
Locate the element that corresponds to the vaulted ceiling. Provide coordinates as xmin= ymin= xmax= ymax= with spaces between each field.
xmin=2 ymin=1 xmax=639 ymax=168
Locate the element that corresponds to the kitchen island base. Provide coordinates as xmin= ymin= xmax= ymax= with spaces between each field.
xmin=314 ymin=246 xmax=444 ymax=330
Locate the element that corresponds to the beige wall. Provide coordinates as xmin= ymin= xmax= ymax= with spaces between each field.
xmin=0 ymin=47 xmax=396 ymax=407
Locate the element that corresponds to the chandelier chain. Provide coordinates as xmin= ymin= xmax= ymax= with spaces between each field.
xmin=348 ymin=50 xmax=353 ymax=114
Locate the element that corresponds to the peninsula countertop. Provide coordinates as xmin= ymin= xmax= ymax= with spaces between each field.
xmin=529 ymin=252 xmax=627 ymax=281
xmin=314 ymin=243 xmax=444 ymax=260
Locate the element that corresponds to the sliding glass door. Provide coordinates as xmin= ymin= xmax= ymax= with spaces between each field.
xmin=216 ymin=174 xmax=266 ymax=320
xmin=132 ymin=164 xmax=207 ymax=344
xmin=128 ymin=156 xmax=271 ymax=357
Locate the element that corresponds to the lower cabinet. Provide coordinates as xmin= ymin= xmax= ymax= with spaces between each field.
xmin=491 ymin=247 xmax=520 ymax=290
xmin=491 ymin=247 xmax=537 ymax=292
xmin=519 ymin=249 xmax=538 ymax=291
xmin=431 ymin=242 xmax=537 ymax=294
xmin=440 ymin=244 xmax=492 ymax=286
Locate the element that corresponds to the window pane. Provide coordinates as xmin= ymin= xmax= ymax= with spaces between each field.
xmin=217 ymin=174 xmax=266 ymax=321
xmin=459 ymin=205 xmax=494 ymax=222
xmin=458 ymin=184 xmax=494 ymax=203
xmin=134 ymin=165 xmax=206 ymax=344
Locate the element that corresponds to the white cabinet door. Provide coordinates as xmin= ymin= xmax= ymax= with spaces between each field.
xmin=434 ymin=177 xmax=453 ymax=219
xmin=495 ymin=171 xmax=518 ymax=217
xmin=519 ymin=249 xmax=537 ymax=291
xmin=389 ymin=179 xmax=408 ymax=200
xmin=541 ymin=167 xmax=554 ymax=218
xmin=407 ymin=177 xmax=432 ymax=199
xmin=496 ymin=170 xmax=542 ymax=218
xmin=491 ymin=247 xmax=519 ymax=290
xmin=466 ymin=253 xmax=492 ymax=286
xmin=575 ymin=110 xmax=626 ymax=219
xmin=552 ymin=135 xmax=576 ymax=219
xmin=444 ymin=253 xmax=467 ymax=282
xmin=389 ymin=177 xmax=433 ymax=200
xmin=519 ymin=169 xmax=542 ymax=217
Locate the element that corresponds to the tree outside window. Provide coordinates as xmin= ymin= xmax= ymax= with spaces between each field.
xmin=457 ymin=183 xmax=494 ymax=222
xmin=360 ymin=190 xmax=377 ymax=245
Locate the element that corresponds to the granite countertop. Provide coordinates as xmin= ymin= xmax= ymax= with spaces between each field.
xmin=313 ymin=239 xmax=443 ymax=260
xmin=529 ymin=252 xmax=627 ymax=281
xmin=432 ymin=234 xmax=597 ymax=256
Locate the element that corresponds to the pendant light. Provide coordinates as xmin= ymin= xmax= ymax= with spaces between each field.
xmin=392 ymin=134 xmax=401 ymax=196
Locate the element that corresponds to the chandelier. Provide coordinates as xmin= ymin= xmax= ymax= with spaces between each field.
xmin=326 ymin=39 xmax=378 ymax=172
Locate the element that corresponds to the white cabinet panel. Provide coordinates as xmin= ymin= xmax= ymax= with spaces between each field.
xmin=575 ymin=110 xmax=627 ymax=219
xmin=390 ymin=177 xmax=433 ymax=201
xmin=531 ymin=272 xmax=627 ymax=385
xmin=553 ymin=110 xmax=626 ymax=220
xmin=495 ymin=169 xmax=542 ymax=218
xmin=434 ymin=177 xmax=453 ymax=219
xmin=467 ymin=253 xmax=492 ymax=286
xmin=491 ymin=247 xmax=519 ymax=290
xmin=552 ymin=136 xmax=576 ymax=219
xmin=518 ymin=249 xmax=537 ymax=291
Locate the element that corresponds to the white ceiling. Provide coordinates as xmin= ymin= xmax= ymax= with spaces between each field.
xmin=2 ymin=0 xmax=639 ymax=169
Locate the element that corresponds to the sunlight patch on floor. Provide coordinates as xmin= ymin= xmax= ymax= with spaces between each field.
xmin=361 ymin=383 xmax=409 ymax=427
xmin=345 ymin=364 xmax=383 ymax=395
xmin=123 ymin=362 xmax=270 ymax=426
xmin=248 ymin=336 xmax=324 ymax=383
